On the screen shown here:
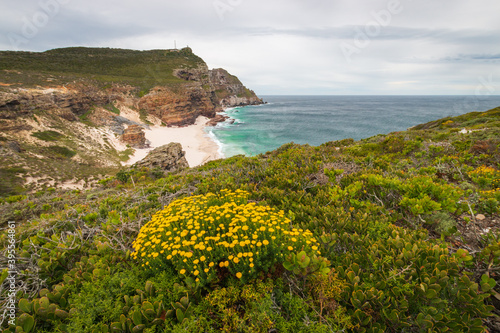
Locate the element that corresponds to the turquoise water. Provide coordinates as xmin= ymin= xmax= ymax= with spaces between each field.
xmin=207 ymin=95 xmax=500 ymax=157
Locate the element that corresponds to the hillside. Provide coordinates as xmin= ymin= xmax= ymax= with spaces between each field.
xmin=1 ymin=47 xmax=228 ymax=92
xmin=0 ymin=106 xmax=499 ymax=332
xmin=0 ymin=47 xmax=263 ymax=196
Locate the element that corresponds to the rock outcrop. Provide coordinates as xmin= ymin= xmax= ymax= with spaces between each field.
xmin=138 ymin=86 xmax=216 ymax=127
xmin=209 ymin=68 xmax=263 ymax=108
xmin=0 ymin=85 xmax=111 ymax=121
xmin=206 ymin=114 xmax=235 ymax=127
xmin=133 ymin=143 xmax=189 ymax=174
xmin=121 ymin=125 xmax=148 ymax=148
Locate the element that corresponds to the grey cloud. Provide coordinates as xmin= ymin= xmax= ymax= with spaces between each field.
xmin=223 ymin=25 xmax=500 ymax=45
xmin=0 ymin=0 xmax=499 ymax=94
xmin=440 ymin=54 xmax=500 ymax=62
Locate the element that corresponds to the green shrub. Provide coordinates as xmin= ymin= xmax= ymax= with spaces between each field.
xmin=31 ymin=130 xmax=64 ymax=142
xmin=46 ymin=146 xmax=76 ymax=158
xmin=424 ymin=211 xmax=457 ymax=236
xmin=103 ymin=102 xmax=120 ymax=115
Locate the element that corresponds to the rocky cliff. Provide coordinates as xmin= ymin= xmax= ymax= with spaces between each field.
xmin=133 ymin=143 xmax=189 ymax=174
xmin=0 ymin=47 xmax=263 ymax=195
xmin=209 ymin=68 xmax=263 ymax=107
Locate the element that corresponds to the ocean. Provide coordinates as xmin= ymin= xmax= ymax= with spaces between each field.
xmin=207 ymin=95 xmax=500 ymax=158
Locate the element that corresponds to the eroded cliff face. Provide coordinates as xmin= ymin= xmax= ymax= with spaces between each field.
xmin=0 ymin=63 xmax=262 ymax=135
xmin=209 ymin=68 xmax=263 ymax=107
xmin=0 ymin=84 xmax=109 ymax=125
xmin=138 ymin=85 xmax=216 ymax=126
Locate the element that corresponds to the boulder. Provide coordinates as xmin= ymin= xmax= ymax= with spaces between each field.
xmin=121 ymin=125 xmax=147 ymax=148
xmin=206 ymin=114 xmax=229 ymax=126
xmin=134 ymin=143 xmax=189 ymax=174
xmin=476 ymin=214 xmax=486 ymax=221
xmin=6 ymin=140 xmax=22 ymax=153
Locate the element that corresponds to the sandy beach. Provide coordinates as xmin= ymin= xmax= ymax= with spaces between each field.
xmin=125 ymin=116 xmax=222 ymax=167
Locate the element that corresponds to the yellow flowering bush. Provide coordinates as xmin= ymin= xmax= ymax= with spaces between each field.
xmin=468 ymin=165 xmax=500 ymax=190
xmin=468 ymin=166 xmax=500 ymax=214
xmin=132 ymin=189 xmax=321 ymax=284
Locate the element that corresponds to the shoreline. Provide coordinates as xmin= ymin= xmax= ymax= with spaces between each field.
xmin=125 ymin=116 xmax=223 ymax=168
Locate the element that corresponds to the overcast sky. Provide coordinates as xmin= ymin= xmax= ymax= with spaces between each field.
xmin=1 ymin=0 xmax=499 ymax=95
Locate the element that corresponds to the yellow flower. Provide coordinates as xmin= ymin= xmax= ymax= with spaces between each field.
xmin=200 ymin=256 xmax=206 ymax=261
xmin=194 ymin=270 xmax=199 ymax=276
xmin=180 ymin=269 xmax=186 ymax=274
xmin=263 ymin=240 xmax=269 ymax=246
xmin=209 ymin=262 xmax=214 ymax=267
xmin=288 ymin=246 xmax=293 ymax=251
xmin=233 ymin=257 xmax=240 ymax=263
xmin=236 ymin=272 xmax=242 ymax=279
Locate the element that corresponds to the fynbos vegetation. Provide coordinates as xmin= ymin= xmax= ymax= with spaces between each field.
xmin=1 ymin=107 xmax=500 ymax=332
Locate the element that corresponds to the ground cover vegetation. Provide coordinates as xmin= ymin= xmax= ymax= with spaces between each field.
xmin=1 ymin=107 xmax=499 ymax=332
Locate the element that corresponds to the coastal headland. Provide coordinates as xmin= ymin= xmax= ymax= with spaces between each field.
xmin=0 ymin=47 xmax=263 ymax=194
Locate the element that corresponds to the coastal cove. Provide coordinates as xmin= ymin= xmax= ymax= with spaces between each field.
xmin=210 ymin=95 xmax=500 ymax=157
xmin=125 ymin=116 xmax=221 ymax=168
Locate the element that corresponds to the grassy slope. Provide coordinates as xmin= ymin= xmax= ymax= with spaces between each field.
xmin=0 ymin=107 xmax=499 ymax=332
xmin=0 ymin=105 xmax=126 ymax=196
xmin=0 ymin=47 xmax=204 ymax=91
